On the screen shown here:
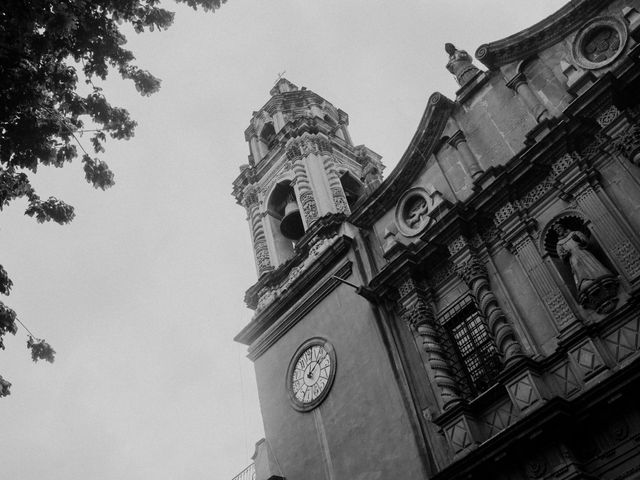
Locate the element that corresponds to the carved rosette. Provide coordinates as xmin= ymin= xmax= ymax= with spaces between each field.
xmin=455 ymin=256 xmax=523 ymax=362
xmin=292 ymin=159 xmax=318 ymax=226
xmin=398 ymin=277 xmax=462 ymax=409
xmin=243 ymin=187 xmax=272 ymax=275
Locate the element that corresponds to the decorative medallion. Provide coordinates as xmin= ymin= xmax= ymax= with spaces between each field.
xmin=286 ymin=338 xmax=337 ymax=412
xmin=395 ymin=186 xmax=443 ymax=237
xmin=572 ymin=16 xmax=627 ymax=70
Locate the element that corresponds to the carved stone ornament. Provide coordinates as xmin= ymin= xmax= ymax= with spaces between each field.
xmin=445 ymin=43 xmax=481 ymax=87
xmin=395 ymin=186 xmax=443 ymax=237
xmin=572 ymin=16 xmax=628 ymax=70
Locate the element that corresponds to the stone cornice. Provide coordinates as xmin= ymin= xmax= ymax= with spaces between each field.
xmin=241 ymin=214 xmax=346 ymax=310
xmin=235 ymin=235 xmax=353 ymax=346
xmin=244 ymin=261 xmax=353 ymax=360
xmin=348 ymin=92 xmax=456 ymax=228
xmin=475 ymin=0 xmax=611 ymax=70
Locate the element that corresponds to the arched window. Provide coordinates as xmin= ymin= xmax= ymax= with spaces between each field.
xmin=339 ymin=171 xmax=364 ymax=211
xmin=266 ymin=181 xmax=303 ymax=266
xmin=258 ymin=123 xmax=277 ymax=158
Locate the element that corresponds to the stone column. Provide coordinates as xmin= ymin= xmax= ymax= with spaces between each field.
xmin=448 ymin=130 xmax=483 ymax=179
xmin=290 ymin=156 xmax=319 ymax=229
xmin=322 ymin=154 xmax=351 ymax=215
xmin=494 ymin=201 xmax=578 ymax=330
xmin=510 ymin=233 xmax=578 ymax=329
xmin=243 ymin=186 xmax=273 ymax=276
xmin=397 ymin=276 xmax=462 ymax=410
xmin=452 ymin=251 xmax=523 ymax=363
xmin=574 ymin=186 xmax=640 ymax=281
xmin=506 ymin=73 xmax=551 ymax=123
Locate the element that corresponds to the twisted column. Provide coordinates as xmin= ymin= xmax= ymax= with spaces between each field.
xmin=455 ymin=256 xmax=523 ymax=362
xmin=398 ymin=277 xmax=462 ymax=409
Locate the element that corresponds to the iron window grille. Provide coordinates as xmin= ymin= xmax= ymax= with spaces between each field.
xmin=440 ymin=296 xmax=501 ymax=394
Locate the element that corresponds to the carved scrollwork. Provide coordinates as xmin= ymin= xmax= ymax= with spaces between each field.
xmin=298 ymin=190 xmax=319 ymax=224
xmin=286 ymin=134 xmax=333 ymax=161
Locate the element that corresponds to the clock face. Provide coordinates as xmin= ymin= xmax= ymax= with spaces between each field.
xmin=287 ymin=339 xmax=336 ymax=411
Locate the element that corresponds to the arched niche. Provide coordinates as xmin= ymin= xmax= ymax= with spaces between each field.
xmin=339 ymin=170 xmax=364 ymax=211
xmin=540 ymin=212 xmax=620 ymax=314
xmin=265 ymin=179 xmax=299 ymax=266
xmin=258 ymin=122 xmax=277 ymax=158
xmin=324 ymin=114 xmax=345 ymax=141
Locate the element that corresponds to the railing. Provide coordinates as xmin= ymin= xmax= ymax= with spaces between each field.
xmin=231 ymin=463 xmax=256 ymax=480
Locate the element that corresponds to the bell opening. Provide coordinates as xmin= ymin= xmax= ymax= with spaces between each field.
xmin=280 ymin=195 xmax=305 ymax=241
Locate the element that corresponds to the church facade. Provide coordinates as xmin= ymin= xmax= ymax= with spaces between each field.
xmin=232 ymin=1 xmax=640 ymax=478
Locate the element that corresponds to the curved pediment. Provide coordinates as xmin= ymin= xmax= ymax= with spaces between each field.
xmin=349 ymin=92 xmax=456 ymax=228
xmin=475 ymin=0 xmax=610 ymax=70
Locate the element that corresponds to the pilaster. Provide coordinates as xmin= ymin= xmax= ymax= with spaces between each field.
xmin=243 ymin=186 xmax=273 ymax=276
xmin=448 ymin=131 xmax=483 ymax=180
xmin=573 ymin=185 xmax=640 ymax=284
xmin=506 ymin=72 xmax=552 ymax=123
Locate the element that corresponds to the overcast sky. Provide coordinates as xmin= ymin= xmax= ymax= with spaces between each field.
xmin=0 ymin=1 xmax=566 ymax=479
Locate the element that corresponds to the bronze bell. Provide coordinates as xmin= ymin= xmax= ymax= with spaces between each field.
xmin=280 ymin=195 xmax=305 ymax=240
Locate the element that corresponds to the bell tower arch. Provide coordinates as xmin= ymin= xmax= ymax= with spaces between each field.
xmin=232 ymin=78 xmax=383 ymax=274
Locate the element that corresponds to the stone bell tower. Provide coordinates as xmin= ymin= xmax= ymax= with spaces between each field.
xmin=232 ymin=78 xmax=383 ymax=275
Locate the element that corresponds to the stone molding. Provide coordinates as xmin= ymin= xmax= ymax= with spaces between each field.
xmin=245 ymin=261 xmax=353 ymax=361
xmin=349 ymin=92 xmax=456 ymax=228
xmin=475 ymin=0 xmax=610 ymax=69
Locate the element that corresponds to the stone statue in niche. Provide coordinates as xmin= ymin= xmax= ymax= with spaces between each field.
xmin=554 ymin=223 xmax=619 ymax=314
xmin=445 ymin=43 xmax=481 ymax=87
xmin=405 ymin=196 xmax=428 ymax=228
